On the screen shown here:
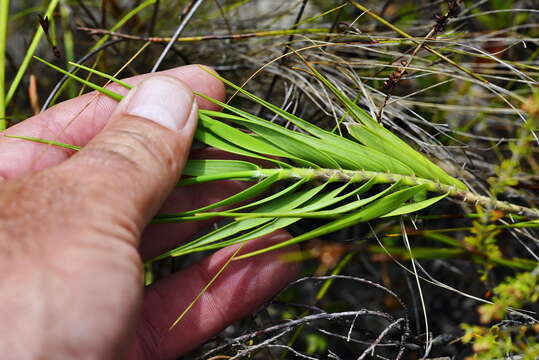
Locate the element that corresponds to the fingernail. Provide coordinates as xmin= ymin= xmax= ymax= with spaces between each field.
xmin=123 ymin=76 xmax=195 ymax=131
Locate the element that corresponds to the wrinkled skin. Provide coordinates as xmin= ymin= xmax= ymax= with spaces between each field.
xmin=0 ymin=66 xmax=298 ymax=360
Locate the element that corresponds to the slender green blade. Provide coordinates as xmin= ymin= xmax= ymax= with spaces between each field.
xmin=236 ymin=184 xmax=428 ymax=259
xmin=160 ymin=177 xmax=309 ymax=221
xmin=281 ymin=54 xmax=467 ymax=189
xmin=198 ymin=67 xmax=341 ymax=138
xmin=200 ymin=114 xmax=294 ymax=158
xmin=167 ymin=180 xmax=379 ymax=255
xmin=155 ymin=181 xmax=331 ymax=260
xmin=194 ymin=125 xmax=289 ymax=168
xmin=34 ymin=56 xmax=123 ymax=101
xmin=0 ymin=0 xmax=9 ymax=129
xmin=183 ymin=159 xmax=259 ymax=176
xmin=4 ymin=134 xmax=81 ymax=151
xmin=176 ymin=170 xmax=259 ymax=186
xmin=381 ymin=193 xmax=448 ymax=218
xmin=198 ymin=101 xmax=341 ymax=169
xmin=240 ymin=122 xmax=341 ymax=168
xmin=347 ymin=124 xmax=466 ymax=189
xmin=213 ymin=178 xmax=395 ymax=219
xmin=199 ymin=98 xmax=413 ymax=174
xmin=195 ymin=73 xmax=414 ymax=173
xmin=229 ymin=178 xmax=308 ymax=212
xmin=68 ymin=61 xmax=133 ymax=90
xmin=6 ymin=0 xmax=61 ymax=106
xmin=297 ymin=179 xmax=399 ymax=217
xmin=177 ymin=218 xmax=299 ymax=256
xmin=155 ymin=173 xmax=280 ymax=218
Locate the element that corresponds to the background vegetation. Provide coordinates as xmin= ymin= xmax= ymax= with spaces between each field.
xmin=2 ymin=0 xmax=539 ymax=359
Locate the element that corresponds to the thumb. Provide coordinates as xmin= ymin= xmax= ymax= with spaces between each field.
xmin=58 ymin=75 xmax=198 ymax=238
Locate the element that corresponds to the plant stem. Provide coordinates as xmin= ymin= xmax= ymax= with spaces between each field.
xmin=277 ymin=168 xmax=539 ymax=219
xmin=77 ymin=26 xmax=329 ymax=42
xmin=180 ymin=168 xmax=539 ymax=219
xmin=0 ymin=0 xmax=9 ymax=130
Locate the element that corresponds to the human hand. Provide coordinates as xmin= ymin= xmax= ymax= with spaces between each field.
xmin=0 ymin=66 xmax=298 ymax=360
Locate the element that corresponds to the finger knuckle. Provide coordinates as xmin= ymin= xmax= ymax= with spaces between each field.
xmin=86 ymin=122 xmax=180 ymax=177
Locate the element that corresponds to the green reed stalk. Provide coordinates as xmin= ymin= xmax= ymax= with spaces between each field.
xmin=0 ymin=0 xmax=9 ymax=129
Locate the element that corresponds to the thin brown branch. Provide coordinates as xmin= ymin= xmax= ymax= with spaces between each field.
xmin=376 ymin=0 xmax=462 ymax=121
xmin=77 ymin=26 xmax=329 ymax=43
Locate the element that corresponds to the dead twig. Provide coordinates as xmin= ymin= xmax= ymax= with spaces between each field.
xmin=375 ymin=0 xmax=462 ymax=122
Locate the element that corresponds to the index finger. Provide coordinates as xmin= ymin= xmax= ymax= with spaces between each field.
xmin=0 ymin=65 xmax=225 ymax=179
